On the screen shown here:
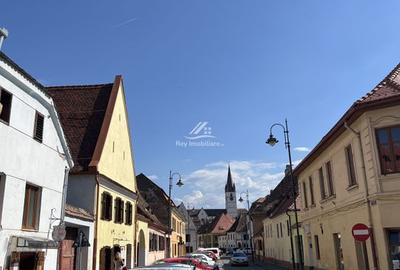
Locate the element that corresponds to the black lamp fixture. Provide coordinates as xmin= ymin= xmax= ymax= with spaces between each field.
xmin=266 ymin=134 xmax=279 ymax=146
xmin=238 ymin=196 xmax=244 ymax=203
xmin=176 ymin=177 xmax=184 ymax=187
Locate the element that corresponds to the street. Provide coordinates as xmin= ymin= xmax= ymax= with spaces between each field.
xmin=218 ymin=257 xmax=287 ymax=270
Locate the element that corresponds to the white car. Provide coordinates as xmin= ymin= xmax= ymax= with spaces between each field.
xmin=230 ymin=252 xmax=249 ymax=266
xmin=200 ymin=248 xmax=221 ymax=259
xmin=189 ymin=253 xmax=217 ymax=268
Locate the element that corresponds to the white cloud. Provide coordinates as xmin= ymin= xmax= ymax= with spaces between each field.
xmin=177 ymin=160 xmax=285 ymax=208
xmin=112 ymin=17 xmax=138 ymax=28
xmin=294 ymin=147 xmax=311 ymax=152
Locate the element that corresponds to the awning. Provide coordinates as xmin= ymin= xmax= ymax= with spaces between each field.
xmin=14 ymin=236 xmax=59 ymax=249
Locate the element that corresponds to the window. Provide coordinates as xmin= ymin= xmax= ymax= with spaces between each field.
xmin=114 ymin=197 xmax=124 ymax=223
xmin=326 ymin=161 xmax=335 ymax=196
xmin=287 ymin=220 xmax=290 ymax=236
xmin=149 ymin=233 xmax=158 ymax=251
xmin=159 ymin=235 xmax=165 ymax=250
xmin=276 ymin=224 xmax=279 ymax=238
xmin=319 ymin=167 xmax=326 ymax=199
xmin=309 ymin=176 xmax=315 ymax=205
xmin=101 ymin=192 xmax=113 ymax=221
xmin=125 ymin=202 xmax=133 ymax=225
xmin=186 ymin=234 xmax=191 ymax=242
xmin=22 ymin=184 xmax=41 ymax=230
xmin=376 ymin=126 xmax=400 ymax=174
xmin=280 ymin=222 xmax=283 ymax=238
xmin=314 ymin=235 xmax=321 ymax=260
xmin=0 ymin=89 xmax=12 ymax=124
xmin=345 ymin=144 xmax=357 ymax=186
xmin=302 ymin=181 xmax=308 ymax=208
xmin=33 ymin=112 xmax=44 ymax=143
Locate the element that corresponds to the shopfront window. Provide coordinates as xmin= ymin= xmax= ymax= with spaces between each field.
xmin=389 ymin=231 xmax=400 ymax=270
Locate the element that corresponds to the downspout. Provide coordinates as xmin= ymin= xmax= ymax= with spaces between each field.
xmin=286 ymin=210 xmax=296 ymax=270
xmin=93 ymin=173 xmax=100 ymax=270
xmin=344 ymin=122 xmax=379 ymax=270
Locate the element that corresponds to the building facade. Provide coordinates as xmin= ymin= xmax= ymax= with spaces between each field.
xmin=136 ymin=174 xmax=186 ymax=259
xmin=0 ymin=52 xmax=73 ymax=269
xmin=295 ymin=64 xmax=400 ymax=270
xmin=48 ymin=76 xmax=138 ymax=270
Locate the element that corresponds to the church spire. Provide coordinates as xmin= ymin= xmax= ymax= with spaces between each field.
xmin=225 ymin=165 xmax=235 ymax=192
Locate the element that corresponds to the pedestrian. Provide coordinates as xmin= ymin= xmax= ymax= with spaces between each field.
xmin=114 ymin=252 xmax=125 ymax=270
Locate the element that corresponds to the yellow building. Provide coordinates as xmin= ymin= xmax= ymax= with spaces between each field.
xmin=49 ymin=75 xmax=138 ymax=270
xmin=294 ymin=65 xmax=400 ymax=270
xmin=136 ymin=174 xmax=186 ymax=259
xmin=171 ymin=209 xmax=186 ymax=257
xmin=262 ymin=169 xmax=304 ymax=269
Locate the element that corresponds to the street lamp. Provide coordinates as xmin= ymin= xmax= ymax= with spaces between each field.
xmin=266 ymin=119 xmax=304 ymax=270
xmin=168 ymin=171 xmax=183 ymax=257
xmin=238 ymin=190 xmax=254 ymax=263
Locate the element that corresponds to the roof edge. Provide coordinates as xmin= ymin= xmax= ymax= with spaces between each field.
xmin=88 ymin=75 xmax=122 ymax=169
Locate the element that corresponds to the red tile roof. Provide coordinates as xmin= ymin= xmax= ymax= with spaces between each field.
xmin=47 ymin=83 xmax=114 ymax=172
xmin=294 ymin=63 xmax=400 ymax=176
xmin=65 ymin=204 xmax=94 ymax=221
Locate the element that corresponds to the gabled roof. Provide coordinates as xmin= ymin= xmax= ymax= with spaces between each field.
xmin=137 ymin=192 xmax=169 ymax=233
xmin=204 ymin=209 xmax=226 ymax=217
xmin=136 ymin=173 xmax=183 ymax=226
xmin=197 ymin=213 xmax=235 ymax=235
xmin=47 ymin=76 xmax=121 ymax=172
xmin=228 ymin=213 xmax=247 ymax=233
xmin=294 ymin=63 xmax=400 ymax=176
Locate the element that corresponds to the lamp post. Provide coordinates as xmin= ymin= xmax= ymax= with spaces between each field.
xmin=266 ymin=119 xmax=303 ymax=270
xmin=239 ymin=190 xmax=254 ymax=263
xmin=168 ymin=171 xmax=184 ymax=258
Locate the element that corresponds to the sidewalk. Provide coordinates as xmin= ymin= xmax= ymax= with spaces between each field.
xmin=253 ymin=260 xmax=289 ymax=270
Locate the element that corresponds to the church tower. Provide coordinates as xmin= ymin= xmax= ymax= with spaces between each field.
xmin=225 ymin=165 xmax=238 ymax=218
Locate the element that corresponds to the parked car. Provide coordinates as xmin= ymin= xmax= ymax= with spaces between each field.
xmin=186 ymin=254 xmax=218 ymax=270
xmin=196 ymin=250 xmax=217 ymax=261
xmin=230 ymin=252 xmax=249 ymax=266
xmin=155 ymin=258 xmax=213 ymax=270
xmin=201 ymin=248 xmax=221 ymax=259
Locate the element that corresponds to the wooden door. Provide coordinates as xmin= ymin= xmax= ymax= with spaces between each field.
xmin=59 ymin=240 xmax=75 ymax=270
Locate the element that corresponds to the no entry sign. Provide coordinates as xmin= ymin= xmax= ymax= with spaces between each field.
xmin=352 ymin=223 xmax=370 ymax=241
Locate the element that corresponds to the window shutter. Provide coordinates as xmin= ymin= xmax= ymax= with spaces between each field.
xmin=101 ymin=193 xmax=106 ymax=220
xmin=34 ymin=112 xmax=44 ymax=143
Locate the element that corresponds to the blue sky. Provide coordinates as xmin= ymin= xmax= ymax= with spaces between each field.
xmin=2 ymin=1 xmax=400 ymax=208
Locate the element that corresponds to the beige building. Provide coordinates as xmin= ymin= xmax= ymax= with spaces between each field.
xmin=49 ymin=76 xmax=138 ymax=270
xmin=294 ymin=64 xmax=400 ymax=270
xmin=262 ymin=170 xmax=304 ymax=269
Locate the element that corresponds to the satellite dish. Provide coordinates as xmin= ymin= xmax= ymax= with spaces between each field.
xmin=52 ymin=224 xmax=66 ymax=242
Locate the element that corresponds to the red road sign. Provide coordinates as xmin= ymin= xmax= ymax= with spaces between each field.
xmin=352 ymin=223 xmax=370 ymax=241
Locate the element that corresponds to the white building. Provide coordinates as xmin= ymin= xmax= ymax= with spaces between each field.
xmin=0 ymin=51 xmax=73 ymax=269
xmin=177 ymin=203 xmax=198 ymax=253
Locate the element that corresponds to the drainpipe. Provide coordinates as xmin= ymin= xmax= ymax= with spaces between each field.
xmin=344 ymin=122 xmax=379 ymax=270
xmin=286 ymin=210 xmax=296 ymax=270
xmin=93 ymin=173 xmax=100 ymax=270
xmin=60 ymin=166 xmax=70 ymax=222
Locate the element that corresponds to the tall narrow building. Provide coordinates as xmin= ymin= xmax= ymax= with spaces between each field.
xmin=225 ymin=165 xmax=238 ymax=218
